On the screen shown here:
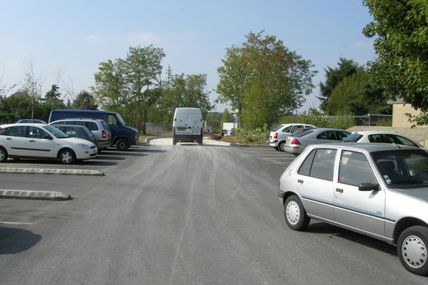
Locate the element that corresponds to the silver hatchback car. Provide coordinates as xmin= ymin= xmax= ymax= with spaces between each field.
xmin=279 ymin=143 xmax=428 ymax=276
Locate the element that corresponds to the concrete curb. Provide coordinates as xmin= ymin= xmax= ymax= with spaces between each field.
xmin=0 ymin=189 xmax=72 ymax=201
xmin=0 ymin=168 xmax=104 ymax=176
xmin=230 ymin=143 xmax=269 ymax=148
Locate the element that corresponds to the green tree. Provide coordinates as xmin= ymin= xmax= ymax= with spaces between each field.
xmin=363 ymin=0 xmax=428 ymax=124
xmin=217 ymin=31 xmax=315 ymax=129
xmin=319 ymin=58 xmax=360 ymax=111
xmin=72 ymin=90 xmax=98 ymax=110
xmin=222 ymin=108 xmax=233 ymax=123
xmin=0 ymin=90 xmax=44 ymax=122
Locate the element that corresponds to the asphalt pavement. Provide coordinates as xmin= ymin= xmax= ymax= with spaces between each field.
xmin=0 ymin=140 xmax=426 ymax=284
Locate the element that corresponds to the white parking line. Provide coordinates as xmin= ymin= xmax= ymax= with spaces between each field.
xmin=0 ymin=221 xmax=33 ymax=225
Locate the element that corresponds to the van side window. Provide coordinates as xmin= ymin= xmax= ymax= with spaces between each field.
xmin=108 ymin=115 xmax=118 ymax=125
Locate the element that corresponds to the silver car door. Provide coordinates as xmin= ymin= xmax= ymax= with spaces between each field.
xmin=295 ymin=148 xmax=337 ymax=221
xmin=333 ymin=150 xmax=386 ymax=237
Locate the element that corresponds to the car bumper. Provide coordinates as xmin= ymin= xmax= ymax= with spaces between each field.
xmin=284 ymin=145 xmax=302 ymax=154
xmin=96 ymin=140 xmax=112 ymax=149
xmin=174 ymin=134 xmax=202 ymax=142
xmin=268 ymin=142 xmax=279 ymax=147
xmin=76 ymin=147 xmax=98 ymax=159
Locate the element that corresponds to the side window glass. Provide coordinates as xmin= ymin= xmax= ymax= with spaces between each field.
xmin=8 ymin=126 xmax=26 ymax=137
xmin=28 ymin=127 xmax=49 ymax=139
xmin=85 ymin=122 xmax=98 ymax=131
xmin=298 ymin=150 xmax=316 ymax=176
xmin=317 ymin=131 xmax=335 ymax=140
xmin=336 ymin=131 xmax=350 ymax=140
xmin=108 ymin=115 xmax=118 ymax=125
xmin=310 ymin=149 xmax=337 ymax=181
xmin=0 ymin=127 xmax=9 ymax=135
xmin=391 ymin=135 xmax=418 ymax=147
xmin=339 ymin=151 xmax=378 ymax=186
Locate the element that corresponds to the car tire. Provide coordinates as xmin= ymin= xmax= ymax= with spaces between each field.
xmin=0 ymin=147 xmax=8 ymax=162
xmin=274 ymin=146 xmax=279 ymax=151
xmin=173 ymin=138 xmax=177 ymax=145
xmin=284 ymin=195 xmax=310 ymax=231
xmin=278 ymin=141 xmax=286 ymax=152
xmin=58 ymin=148 xmax=76 ymax=165
xmin=198 ymin=136 xmax=203 ymax=145
xmin=397 ymin=226 xmax=428 ymax=276
xmin=116 ymin=139 xmax=129 ymax=151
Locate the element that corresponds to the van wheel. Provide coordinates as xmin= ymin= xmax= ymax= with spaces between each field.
xmin=284 ymin=195 xmax=310 ymax=231
xmin=398 ymin=226 xmax=428 ymax=276
xmin=59 ymin=149 xmax=76 ymax=164
xmin=0 ymin=147 xmax=8 ymax=162
xmin=173 ymin=138 xmax=177 ymax=145
xmin=198 ymin=136 xmax=203 ymax=145
xmin=116 ymin=139 xmax=129 ymax=151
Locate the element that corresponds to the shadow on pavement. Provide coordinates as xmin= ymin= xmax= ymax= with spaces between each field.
xmin=0 ymin=227 xmax=42 ymax=254
xmin=99 ymin=151 xmax=147 ymax=157
xmin=307 ymin=221 xmax=396 ymax=255
xmin=93 ymin=155 xmax=126 ymax=161
xmin=79 ymin=160 xmax=118 ymax=166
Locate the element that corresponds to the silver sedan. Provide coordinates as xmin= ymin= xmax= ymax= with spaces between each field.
xmin=278 ymin=143 xmax=428 ymax=276
xmin=283 ymin=128 xmax=350 ymax=155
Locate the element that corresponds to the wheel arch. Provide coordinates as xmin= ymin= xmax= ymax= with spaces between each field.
xmin=393 ymin=217 xmax=427 ymax=244
xmin=282 ymin=191 xmax=300 ymax=205
xmin=113 ymin=136 xmax=129 ymax=145
xmin=57 ymin=147 xmax=75 ymax=159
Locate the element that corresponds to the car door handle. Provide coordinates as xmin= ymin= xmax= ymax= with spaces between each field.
xmin=335 ymin=188 xmax=344 ymax=193
xmin=6 ymin=137 xmax=12 ymax=141
xmin=297 ymin=179 xmax=304 ymax=184
xmin=29 ymin=140 xmax=36 ymax=143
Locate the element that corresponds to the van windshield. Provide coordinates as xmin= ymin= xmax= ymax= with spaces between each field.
xmin=116 ymin=113 xmax=126 ymax=125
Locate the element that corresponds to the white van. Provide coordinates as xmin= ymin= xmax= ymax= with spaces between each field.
xmin=172 ymin=107 xmax=203 ymax=145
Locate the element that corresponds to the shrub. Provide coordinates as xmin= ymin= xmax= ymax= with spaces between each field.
xmin=235 ymin=127 xmax=268 ymax=144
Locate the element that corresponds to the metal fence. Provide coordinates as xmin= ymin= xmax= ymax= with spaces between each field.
xmin=352 ymin=114 xmax=392 ymax=126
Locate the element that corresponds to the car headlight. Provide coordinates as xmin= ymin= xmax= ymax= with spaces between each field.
xmin=78 ymin=143 xmax=91 ymax=149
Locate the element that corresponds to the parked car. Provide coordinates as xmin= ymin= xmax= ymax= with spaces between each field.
xmin=16 ymin=119 xmax=47 ymax=124
xmin=49 ymin=109 xmax=138 ymax=151
xmin=52 ymin=124 xmax=98 ymax=149
xmin=283 ymin=128 xmax=351 ymax=155
xmin=344 ymin=131 xmax=424 ymax=148
xmin=278 ymin=143 xmax=428 ymax=276
xmin=0 ymin=123 xmax=97 ymax=164
xmin=49 ymin=119 xmax=111 ymax=151
xmin=172 ymin=107 xmax=204 ymax=145
xmin=268 ymin=123 xmax=316 ymax=151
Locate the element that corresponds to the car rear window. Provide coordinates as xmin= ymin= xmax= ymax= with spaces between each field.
xmin=343 ymin=133 xmax=363 ymax=142
xmin=85 ymin=122 xmax=98 ymax=131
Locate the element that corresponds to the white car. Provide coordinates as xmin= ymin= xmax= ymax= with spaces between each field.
xmin=268 ymin=123 xmax=316 ymax=151
xmin=0 ymin=123 xmax=97 ymax=164
xmin=344 ymin=131 xmax=424 ymax=148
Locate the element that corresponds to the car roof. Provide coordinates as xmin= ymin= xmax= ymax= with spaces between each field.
xmin=1 ymin=123 xmax=47 ymax=128
xmin=354 ymin=130 xmax=397 ymax=135
xmin=52 ymin=124 xmax=87 ymax=129
xmin=308 ymin=142 xmax=419 ymax=153
xmin=51 ymin=118 xmax=102 ymax=123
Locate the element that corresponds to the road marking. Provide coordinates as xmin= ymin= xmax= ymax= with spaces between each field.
xmin=0 ymin=189 xmax=72 ymax=201
xmin=0 ymin=221 xmax=33 ymax=225
xmin=0 ymin=167 xmax=104 ymax=176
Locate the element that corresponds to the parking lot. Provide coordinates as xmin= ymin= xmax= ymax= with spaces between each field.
xmin=0 ymin=140 xmax=427 ymax=285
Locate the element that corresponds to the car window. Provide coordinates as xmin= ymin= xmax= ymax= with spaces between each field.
xmin=336 ymin=131 xmax=350 ymax=140
xmin=64 ymin=128 xmax=77 ymax=137
xmin=27 ymin=126 xmax=50 ymax=139
xmin=307 ymin=149 xmax=337 ymax=181
xmin=282 ymin=126 xmax=293 ymax=133
xmin=85 ymin=122 xmax=98 ymax=131
xmin=298 ymin=150 xmax=316 ymax=176
xmin=5 ymin=126 xmax=26 ymax=137
xmin=317 ymin=131 xmax=336 ymax=140
xmin=107 ymin=115 xmax=118 ymax=125
xmin=339 ymin=151 xmax=378 ymax=186
xmin=388 ymin=134 xmax=419 ymax=147
xmin=100 ymin=120 xmax=109 ymax=130
xmin=290 ymin=125 xmax=303 ymax=133
xmin=343 ymin=133 xmax=363 ymax=142
xmin=368 ymin=134 xmax=393 ymax=143
xmin=0 ymin=127 xmax=7 ymax=135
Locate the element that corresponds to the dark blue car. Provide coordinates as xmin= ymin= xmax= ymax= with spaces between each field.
xmin=48 ymin=109 xmax=138 ymax=151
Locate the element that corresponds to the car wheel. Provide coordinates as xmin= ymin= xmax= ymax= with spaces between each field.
xmin=59 ymin=149 xmax=76 ymax=165
xmin=116 ymin=139 xmax=129 ymax=151
xmin=278 ymin=141 xmax=286 ymax=152
xmin=0 ymin=147 xmax=8 ymax=162
xmin=198 ymin=136 xmax=203 ymax=145
xmin=274 ymin=146 xmax=279 ymax=151
xmin=173 ymin=138 xmax=177 ymax=145
xmin=398 ymin=226 xmax=428 ymax=276
xmin=284 ymin=195 xmax=310 ymax=231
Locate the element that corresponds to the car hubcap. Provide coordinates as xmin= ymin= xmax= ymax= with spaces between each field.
xmin=286 ymin=201 xmax=300 ymax=225
xmin=0 ymin=150 xmax=5 ymax=161
xmin=402 ymin=235 xmax=427 ymax=269
xmin=61 ymin=152 xmax=72 ymax=163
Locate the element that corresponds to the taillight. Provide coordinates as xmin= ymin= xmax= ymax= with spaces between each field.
xmin=274 ymin=132 xmax=278 ymax=139
xmin=291 ymin=138 xmax=301 ymax=145
xmin=102 ymin=130 xmax=108 ymax=139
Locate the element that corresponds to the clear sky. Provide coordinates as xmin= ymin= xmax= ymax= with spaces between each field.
xmin=0 ymin=0 xmax=375 ymax=112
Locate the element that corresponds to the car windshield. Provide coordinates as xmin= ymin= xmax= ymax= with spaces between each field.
xmin=343 ymin=133 xmax=363 ymax=142
xmin=372 ymin=149 xmax=428 ymax=188
xmin=43 ymin=125 xmax=68 ymax=138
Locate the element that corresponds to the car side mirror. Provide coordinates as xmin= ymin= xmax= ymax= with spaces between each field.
xmin=358 ymin=183 xmax=380 ymax=191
